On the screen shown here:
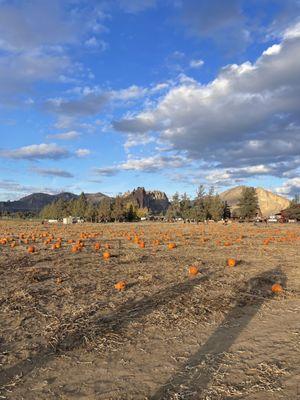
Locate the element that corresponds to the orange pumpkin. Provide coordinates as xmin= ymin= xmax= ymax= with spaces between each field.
xmin=103 ymin=251 xmax=111 ymax=260
xmin=188 ymin=266 xmax=199 ymax=276
xmin=271 ymin=283 xmax=283 ymax=294
xmin=114 ymin=281 xmax=126 ymax=291
xmin=27 ymin=245 xmax=35 ymax=253
xmin=227 ymin=258 xmax=236 ymax=267
xmin=71 ymin=245 xmax=79 ymax=253
xmin=139 ymin=241 xmax=145 ymax=248
xmin=167 ymin=243 xmax=176 ymax=250
xmin=94 ymin=242 xmax=101 ymax=251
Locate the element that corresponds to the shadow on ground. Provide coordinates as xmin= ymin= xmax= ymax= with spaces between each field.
xmin=150 ymin=267 xmax=287 ymax=400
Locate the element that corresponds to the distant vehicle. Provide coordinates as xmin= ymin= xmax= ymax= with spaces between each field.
xmin=267 ymin=215 xmax=278 ymax=223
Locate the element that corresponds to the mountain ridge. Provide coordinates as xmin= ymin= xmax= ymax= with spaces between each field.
xmin=0 ymin=186 xmax=290 ymax=216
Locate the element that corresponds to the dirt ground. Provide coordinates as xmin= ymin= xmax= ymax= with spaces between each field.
xmin=0 ymin=221 xmax=299 ymax=399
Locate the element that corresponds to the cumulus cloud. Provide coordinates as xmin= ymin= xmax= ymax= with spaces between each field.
xmin=0 ymin=143 xmax=70 ymax=160
xmin=124 ymin=133 xmax=156 ymax=149
xmin=0 ymin=0 xmax=108 ymax=102
xmin=93 ymin=154 xmax=188 ymax=176
xmin=120 ymin=154 xmax=188 ymax=172
xmin=31 ymin=167 xmax=74 ymax=178
xmin=0 ymin=49 xmax=70 ymax=99
xmin=275 ymin=177 xmax=300 ymax=197
xmin=113 ymin=24 xmax=300 ymax=182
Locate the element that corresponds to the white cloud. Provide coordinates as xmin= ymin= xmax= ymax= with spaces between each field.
xmin=283 ymin=21 xmax=300 ymax=39
xmin=31 ymin=167 xmax=74 ymax=178
xmin=275 ymin=177 xmax=300 ymax=197
xmin=120 ymin=154 xmax=188 ymax=172
xmin=0 ymin=143 xmax=70 ymax=160
xmin=46 ymin=131 xmax=81 ymax=140
xmin=113 ymin=24 xmax=300 ymax=181
xmin=93 ymin=167 xmax=118 ymax=177
xmin=189 ymin=59 xmax=204 ymax=68
xmin=75 ymin=148 xmax=91 ymax=157
xmin=124 ymin=134 xmax=156 ymax=149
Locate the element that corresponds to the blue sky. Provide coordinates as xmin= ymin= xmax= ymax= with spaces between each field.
xmin=0 ymin=0 xmax=300 ymax=200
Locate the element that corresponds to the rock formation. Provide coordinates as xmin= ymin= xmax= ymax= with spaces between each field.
xmin=125 ymin=187 xmax=169 ymax=214
xmin=220 ymin=186 xmax=290 ymax=217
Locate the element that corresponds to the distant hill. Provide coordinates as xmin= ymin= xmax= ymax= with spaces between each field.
xmin=220 ymin=186 xmax=290 ymax=216
xmin=0 ymin=192 xmax=109 ymax=214
xmin=0 ymin=188 xmax=169 ymax=215
xmin=0 ymin=186 xmax=289 ymax=217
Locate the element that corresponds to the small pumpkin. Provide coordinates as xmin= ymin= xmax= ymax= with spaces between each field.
xmin=168 ymin=243 xmax=176 ymax=250
xmin=71 ymin=245 xmax=79 ymax=253
xmin=103 ymin=251 xmax=111 ymax=260
xmin=188 ymin=266 xmax=199 ymax=276
xmin=94 ymin=242 xmax=101 ymax=251
xmin=227 ymin=258 xmax=236 ymax=267
xmin=27 ymin=245 xmax=35 ymax=254
xmin=114 ymin=281 xmax=126 ymax=291
xmin=271 ymin=283 xmax=283 ymax=294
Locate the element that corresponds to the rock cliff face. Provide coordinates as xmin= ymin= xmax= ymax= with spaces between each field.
xmin=126 ymin=187 xmax=169 ymax=214
xmin=220 ymin=186 xmax=290 ymax=217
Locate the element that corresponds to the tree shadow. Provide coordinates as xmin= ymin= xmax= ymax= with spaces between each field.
xmin=0 ymin=272 xmax=212 ymax=388
xmin=150 ymin=267 xmax=287 ymax=400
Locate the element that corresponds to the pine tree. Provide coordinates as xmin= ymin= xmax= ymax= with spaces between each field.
xmin=166 ymin=192 xmax=181 ymax=219
xmin=194 ymin=185 xmax=206 ymax=222
xmin=85 ymin=203 xmax=97 ymax=222
xmin=112 ymin=196 xmax=125 ymax=221
xmin=98 ymin=198 xmax=112 ymax=222
xmin=72 ymin=192 xmax=88 ymax=218
xmin=208 ymin=194 xmax=224 ymax=221
xmin=223 ymin=201 xmax=231 ymax=219
xmin=180 ymin=193 xmax=192 ymax=220
xmin=238 ymin=187 xmax=259 ymax=219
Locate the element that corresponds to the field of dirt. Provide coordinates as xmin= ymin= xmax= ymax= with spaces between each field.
xmin=0 ymin=220 xmax=299 ymax=400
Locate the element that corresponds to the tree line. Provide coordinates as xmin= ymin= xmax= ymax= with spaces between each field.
xmin=2 ymin=186 xmax=264 ymax=222
xmin=40 ymin=193 xmax=149 ymax=222
xmin=40 ymin=186 xmax=236 ymax=222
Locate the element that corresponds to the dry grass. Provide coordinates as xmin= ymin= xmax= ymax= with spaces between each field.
xmin=0 ymin=221 xmax=299 ymax=399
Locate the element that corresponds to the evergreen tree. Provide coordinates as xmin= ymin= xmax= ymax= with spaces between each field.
xmin=112 ymin=195 xmax=125 ymax=221
xmin=98 ymin=198 xmax=112 ymax=222
xmin=237 ymin=187 xmax=259 ymax=219
xmin=180 ymin=193 xmax=192 ymax=220
xmin=125 ymin=202 xmax=136 ymax=222
xmin=72 ymin=192 xmax=88 ymax=218
xmin=194 ymin=185 xmax=206 ymax=221
xmin=223 ymin=201 xmax=231 ymax=219
xmin=166 ymin=192 xmax=181 ymax=219
xmin=208 ymin=194 xmax=224 ymax=221
xmin=85 ymin=203 xmax=97 ymax=222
